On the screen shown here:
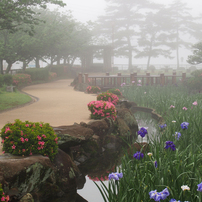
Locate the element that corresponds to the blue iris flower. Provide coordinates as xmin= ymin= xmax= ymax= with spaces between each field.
xmin=108 ymin=172 xmax=123 ymax=180
xmin=165 ymin=141 xmax=176 ymax=151
xmin=137 ymin=127 xmax=148 ymax=138
xmin=180 ymin=122 xmax=189 ymax=130
xmin=133 ymin=151 xmax=144 ymax=160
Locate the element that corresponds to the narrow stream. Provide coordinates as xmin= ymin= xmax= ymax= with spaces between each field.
xmin=77 ymin=111 xmax=159 ymax=202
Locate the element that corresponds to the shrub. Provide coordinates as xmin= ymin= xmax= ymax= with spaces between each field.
xmin=0 ymin=184 xmax=9 ymax=202
xmin=86 ymin=86 xmax=101 ymax=94
xmin=19 ymin=68 xmax=49 ymax=81
xmin=0 ymin=119 xmax=59 ymax=161
xmin=97 ymin=92 xmax=119 ymax=105
xmin=87 ymin=100 xmax=117 ymax=120
xmin=107 ymin=88 xmax=122 ymax=96
xmin=12 ymin=74 xmax=32 ymax=86
xmin=184 ymin=69 xmax=202 ymax=91
xmin=3 ymin=74 xmax=12 ymax=85
xmin=0 ymin=75 xmax=3 ymax=87
xmin=49 ymin=72 xmax=57 ymax=81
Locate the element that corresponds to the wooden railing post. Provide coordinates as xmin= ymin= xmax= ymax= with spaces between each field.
xmin=117 ymin=72 xmax=122 ymax=86
xmin=146 ymin=72 xmax=150 ymax=85
xmin=182 ymin=72 xmax=186 ymax=82
xmin=134 ymin=72 xmax=137 ymax=84
xmin=130 ymin=73 xmax=135 ymax=84
xmin=160 ymin=73 xmax=165 ymax=86
xmin=104 ymin=72 xmax=109 ymax=87
xmin=172 ymin=72 xmax=176 ymax=84
xmin=78 ymin=73 xmax=83 ymax=84
xmin=84 ymin=73 xmax=88 ymax=84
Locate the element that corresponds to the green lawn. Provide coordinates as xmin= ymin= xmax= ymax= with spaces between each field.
xmin=0 ymin=90 xmax=32 ymax=111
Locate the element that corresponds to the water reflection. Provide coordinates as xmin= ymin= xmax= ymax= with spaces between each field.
xmin=77 ymin=111 xmax=159 ymax=202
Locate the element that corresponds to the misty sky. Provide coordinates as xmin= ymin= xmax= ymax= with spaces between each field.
xmin=49 ymin=0 xmax=202 ymax=65
xmin=53 ymin=0 xmax=202 ymax=23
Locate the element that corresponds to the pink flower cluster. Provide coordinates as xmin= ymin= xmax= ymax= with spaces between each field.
xmin=88 ymin=100 xmax=117 ymax=120
xmin=97 ymin=92 xmax=119 ymax=105
xmin=86 ymin=86 xmax=101 ymax=94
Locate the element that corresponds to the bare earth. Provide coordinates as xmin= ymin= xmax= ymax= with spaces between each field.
xmin=0 ymin=79 xmax=97 ymax=154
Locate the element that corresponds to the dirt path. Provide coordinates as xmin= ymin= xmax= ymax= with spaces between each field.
xmin=0 ymin=79 xmax=97 ymax=154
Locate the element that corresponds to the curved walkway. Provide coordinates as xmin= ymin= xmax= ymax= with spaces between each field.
xmin=0 ymin=79 xmax=97 ymax=154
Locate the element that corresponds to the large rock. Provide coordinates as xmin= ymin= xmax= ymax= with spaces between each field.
xmin=53 ymin=125 xmax=94 ymax=153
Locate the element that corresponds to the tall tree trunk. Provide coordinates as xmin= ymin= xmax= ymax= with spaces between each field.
xmin=5 ymin=61 xmax=12 ymax=74
xmin=0 ymin=59 xmax=3 ymax=74
xmin=63 ymin=57 xmax=67 ymax=65
xmin=35 ymin=57 xmax=40 ymax=68
xmin=22 ymin=61 xmax=27 ymax=70
xmin=147 ymin=56 xmax=151 ymax=70
xmin=57 ymin=55 xmax=60 ymax=65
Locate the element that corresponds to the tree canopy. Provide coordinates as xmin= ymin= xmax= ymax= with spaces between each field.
xmin=187 ymin=42 xmax=202 ymax=65
xmin=0 ymin=0 xmax=65 ymax=33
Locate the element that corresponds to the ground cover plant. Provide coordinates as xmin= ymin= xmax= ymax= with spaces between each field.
xmin=0 ymin=119 xmax=59 ymax=161
xmin=87 ymin=100 xmax=117 ymax=120
xmin=0 ymin=89 xmax=32 ymax=111
xmin=97 ymin=92 xmax=119 ymax=105
xmin=86 ymin=86 xmax=101 ymax=94
xmin=96 ymin=83 xmax=202 ymax=201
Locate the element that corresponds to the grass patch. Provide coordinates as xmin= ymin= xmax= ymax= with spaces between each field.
xmin=0 ymin=90 xmax=32 ymax=111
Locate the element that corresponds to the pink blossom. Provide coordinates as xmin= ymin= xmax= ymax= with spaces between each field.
xmin=5 ymin=127 xmax=10 ymax=134
xmin=1 ymin=196 xmax=5 ymax=201
xmin=170 ymin=105 xmax=175 ymax=108
xmin=22 ymin=149 xmax=26 ymax=152
xmin=21 ymin=131 xmax=23 ymax=136
xmin=39 ymin=124 xmax=43 ymax=127
xmin=42 ymin=134 xmax=46 ymax=138
xmin=25 ymin=124 xmax=29 ymax=127
xmin=37 ymin=135 xmax=41 ymax=140
xmin=12 ymin=145 xmax=16 ymax=149
xmin=192 ymin=101 xmax=198 ymax=105
xmin=38 ymin=141 xmax=45 ymax=146
xmin=29 ymin=152 xmax=32 ymax=155
xmin=5 ymin=137 xmax=9 ymax=139
xmin=25 ymin=138 xmax=29 ymax=142
xmin=2 ymin=151 xmax=5 ymax=154
xmin=20 ymin=137 xmax=25 ymax=143
xmin=1 ymin=139 xmax=4 ymax=143
xmin=132 ymin=81 xmax=135 ymax=83
xmin=182 ymin=107 xmax=188 ymax=110
xmin=54 ymin=137 xmax=58 ymax=141
xmin=138 ymin=80 xmax=141 ymax=83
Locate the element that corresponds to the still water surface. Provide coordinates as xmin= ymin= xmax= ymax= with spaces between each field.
xmin=77 ymin=111 xmax=159 ymax=202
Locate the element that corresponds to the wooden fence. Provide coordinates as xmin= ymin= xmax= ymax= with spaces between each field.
xmin=78 ymin=72 xmax=187 ymax=88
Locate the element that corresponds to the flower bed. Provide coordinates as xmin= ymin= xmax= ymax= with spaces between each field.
xmin=1 ymin=119 xmax=59 ymax=161
xmin=97 ymin=92 xmax=119 ymax=105
xmin=86 ymin=86 xmax=101 ymax=94
xmin=12 ymin=74 xmax=32 ymax=86
xmin=87 ymin=100 xmax=117 ymax=120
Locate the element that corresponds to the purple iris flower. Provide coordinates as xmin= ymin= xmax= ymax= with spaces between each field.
xmin=133 ymin=151 xmax=144 ymax=160
xmin=173 ymin=132 xmax=181 ymax=140
xmin=180 ymin=122 xmax=189 ymax=130
xmin=159 ymin=124 xmax=167 ymax=129
xmin=154 ymin=161 xmax=158 ymax=168
xmin=197 ymin=182 xmax=202 ymax=192
xmin=165 ymin=141 xmax=176 ymax=151
xmin=149 ymin=188 xmax=170 ymax=201
xmin=138 ymin=127 xmax=148 ymax=138
xmin=108 ymin=172 xmax=123 ymax=180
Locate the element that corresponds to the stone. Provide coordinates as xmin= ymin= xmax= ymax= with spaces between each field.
xmin=19 ymin=193 xmax=34 ymax=202
xmin=53 ymin=125 xmax=94 ymax=153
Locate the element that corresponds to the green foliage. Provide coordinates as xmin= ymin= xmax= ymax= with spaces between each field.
xmin=87 ymin=100 xmax=117 ymax=120
xmin=0 ymin=183 xmax=9 ymax=201
xmin=1 ymin=119 xmax=59 ymax=161
xmin=3 ymin=74 xmax=13 ymax=85
xmin=20 ymin=68 xmax=49 ymax=81
xmin=96 ymin=84 xmax=202 ymax=201
xmin=184 ymin=69 xmax=202 ymax=91
xmin=12 ymin=74 xmax=32 ymax=86
xmin=49 ymin=72 xmax=57 ymax=81
xmin=97 ymin=92 xmax=119 ymax=105
xmin=86 ymin=86 xmax=101 ymax=94
xmin=107 ymin=88 xmax=122 ymax=96
xmin=187 ymin=42 xmax=202 ymax=65
xmin=0 ymin=75 xmax=3 ymax=87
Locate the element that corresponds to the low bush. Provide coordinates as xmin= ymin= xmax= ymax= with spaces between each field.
xmin=19 ymin=68 xmax=49 ymax=81
xmin=0 ymin=184 xmax=9 ymax=202
xmin=0 ymin=119 xmax=59 ymax=161
xmin=3 ymin=74 xmax=12 ymax=86
xmin=49 ymin=72 xmax=57 ymax=81
xmin=12 ymin=74 xmax=32 ymax=86
xmin=107 ymin=88 xmax=122 ymax=96
xmin=87 ymin=100 xmax=117 ymax=120
xmin=184 ymin=69 xmax=202 ymax=91
xmin=86 ymin=86 xmax=101 ymax=94
xmin=97 ymin=92 xmax=119 ymax=105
